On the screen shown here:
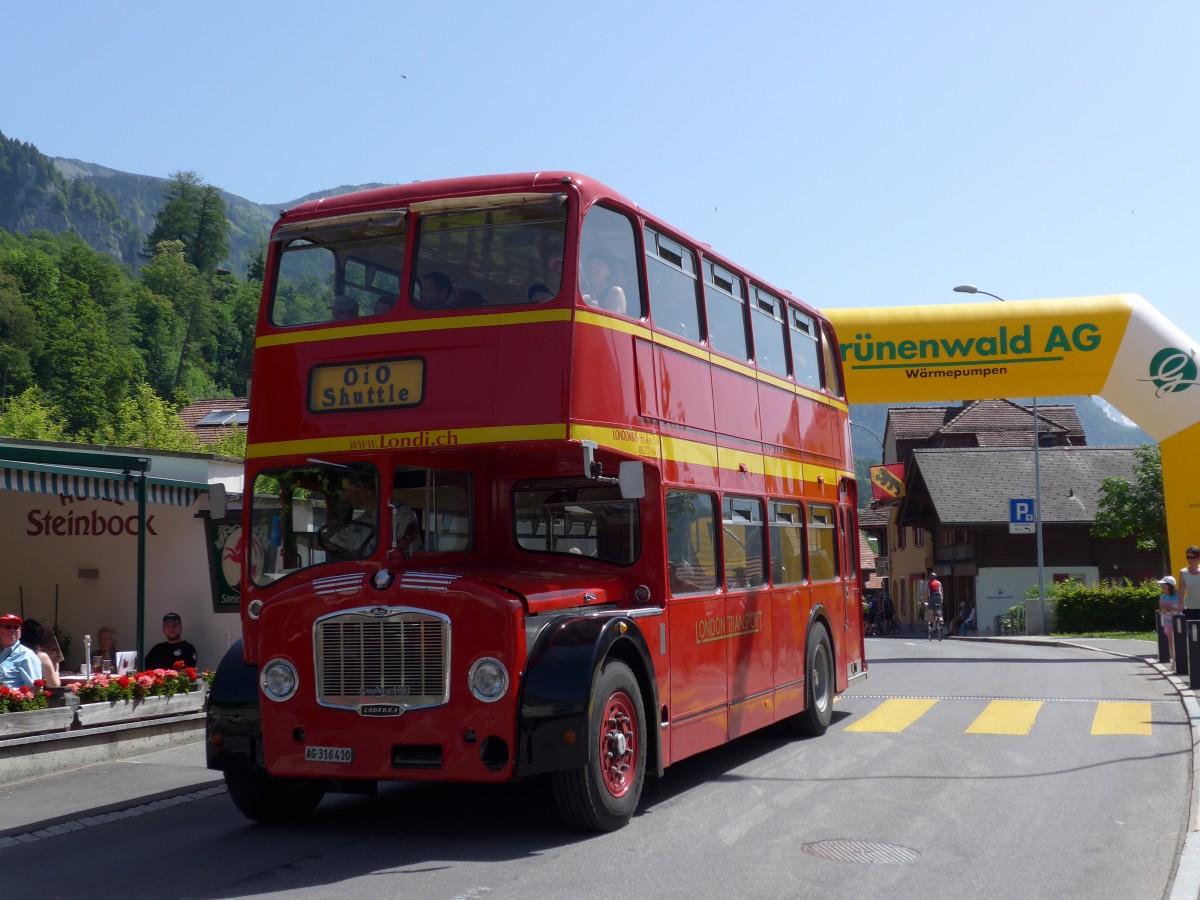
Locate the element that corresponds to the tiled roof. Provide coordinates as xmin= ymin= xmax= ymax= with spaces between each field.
xmin=888 ymin=407 xmax=956 ymax=440
xmin=178 ymin=398 xmax=249 ymax=444
xmin=909 ymin=447 xmax=1139 ymax=525
xmin=887 ymin=401 xmax=1085 ymax=445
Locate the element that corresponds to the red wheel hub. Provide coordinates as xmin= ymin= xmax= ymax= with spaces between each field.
xmin=599 ymin=690 xmax=638 ymax=798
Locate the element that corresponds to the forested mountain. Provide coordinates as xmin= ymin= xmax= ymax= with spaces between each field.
xmin=1 ymin=131 xmax=386 ymax=276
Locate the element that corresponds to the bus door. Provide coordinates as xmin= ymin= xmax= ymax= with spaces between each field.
xmin=721 ymin=495 xmax=773 ymax=740
xmin=665 ymin=489 xmax=727 ymax=762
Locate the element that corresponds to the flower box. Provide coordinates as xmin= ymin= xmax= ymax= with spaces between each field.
xmin=0 ymin=705 xmax=76 ymax=738
xmin=73 ymin=689 xmax=207 ymax=728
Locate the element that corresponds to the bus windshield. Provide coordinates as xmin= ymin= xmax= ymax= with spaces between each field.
xmin=268 ymin=194 xmax=568 ymax=326
xmin=249 ymin=463 xmax=474 ymax=585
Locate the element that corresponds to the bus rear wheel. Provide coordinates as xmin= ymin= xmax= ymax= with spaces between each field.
xmin=785 ymin=624 xmax=834 ymax=737
xmin=223 ymin=763 xmax=329 ymax=824
xmin=551 ymin=659 xmax=646 ymax=832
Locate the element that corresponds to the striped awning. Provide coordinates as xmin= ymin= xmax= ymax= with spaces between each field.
xmin=1 ymin=467 xmax=203 ymax=507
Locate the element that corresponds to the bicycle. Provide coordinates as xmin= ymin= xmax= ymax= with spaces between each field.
xmin=927 ymin=607 xmax=943 ymax=641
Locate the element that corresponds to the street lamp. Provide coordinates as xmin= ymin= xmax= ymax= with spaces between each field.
xmin=951 ymin=284 xmax=1047 ymax=634
xmin=849 ymin=420 xmax=885 ymax=459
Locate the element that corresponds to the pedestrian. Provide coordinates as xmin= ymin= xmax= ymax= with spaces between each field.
xmin=0 ymin=614 xmax=42 ymax=688
xmin=1159 ymin=575 xmax=1181 ymax=658
xmin=1180 ymin=546 xmax=1200 ymax=610
xmin=959 ymin=604 xmax=976 ymax=636
xmin=144 ymin=612 xmax=198 ymax=670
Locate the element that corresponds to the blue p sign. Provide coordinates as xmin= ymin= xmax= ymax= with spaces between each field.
xmin=1010 ymin=499 xmax=1035 ymax=524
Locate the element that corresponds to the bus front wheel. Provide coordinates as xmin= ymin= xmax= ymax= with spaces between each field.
xmin=786 ymin=624 xmax=834 ymax=737
xmin=223 ymin=763 xmax=329 ymax=824
xmin=551 ymin=659 xmax=646 ymax=832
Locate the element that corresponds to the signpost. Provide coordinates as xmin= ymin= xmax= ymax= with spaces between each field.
xmin=1009 ymin=498 xmax=1035 ymax=535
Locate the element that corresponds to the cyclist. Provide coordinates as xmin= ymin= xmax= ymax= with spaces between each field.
xmin=882 ymin=592 xmax=896 ymax=635
xmin=865 ymin=596 xmax=880 ymax=635
xmin=927 ymin=572 xmax=944 ymax=639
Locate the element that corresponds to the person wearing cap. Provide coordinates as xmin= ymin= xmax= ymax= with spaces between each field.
xmin=144 ymin=613 xmax=198 ymax=670
xmin=0 ymin=614 xmax=42 ymax=689
xmin=331 ymin=294 xmax=359 ymax=321
xmin=1159 ymin=575 xmax=1181 ymax=656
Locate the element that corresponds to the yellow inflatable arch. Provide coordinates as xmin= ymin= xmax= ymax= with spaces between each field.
xmin=825 ymin=295 xmax=1200 ymax=570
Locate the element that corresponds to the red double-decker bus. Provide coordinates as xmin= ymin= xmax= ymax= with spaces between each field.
xmin=206 ymin=171 xmax=866 ymax=832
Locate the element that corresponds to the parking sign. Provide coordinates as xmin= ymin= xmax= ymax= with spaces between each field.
xmin=1009 ymin=498 xmax=1035 ymax=534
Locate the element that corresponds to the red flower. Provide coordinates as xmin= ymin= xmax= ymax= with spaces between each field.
xmin=33 ymin=679 xmax=45 ymax=688
xmin=185 ymin=667 xmax=197 ymax=680
xmin=173 ymin=660 xmax=186 ymax=670
xmin=117 ymin=676 xmax=132 ymax=689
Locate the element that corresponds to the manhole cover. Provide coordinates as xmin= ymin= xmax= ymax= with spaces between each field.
xmin=802 ymin=840 xmax=922 ymax=865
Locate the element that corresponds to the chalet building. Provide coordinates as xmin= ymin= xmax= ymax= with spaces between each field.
xmin=862 ymin=400 xmax=1159 ymax=634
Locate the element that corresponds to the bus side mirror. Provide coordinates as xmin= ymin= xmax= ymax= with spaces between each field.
xmin=618 ymin=461 xmax=645 ymax=500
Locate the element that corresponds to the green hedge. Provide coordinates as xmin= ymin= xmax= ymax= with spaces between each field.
xmin=1028 ymin=579 xmax=1159 ymax=632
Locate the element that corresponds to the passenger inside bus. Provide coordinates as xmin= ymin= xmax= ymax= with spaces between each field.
xmin=449 ymin=288 xmax=486 ymax=308
xmin=527 ymin=282 xmax=554 ymax=303
xmin=375 ymin=295 xmax=395 ymax=315
xmin=580 ymin=249 xmax=627 ymax=313
xmin=331 ymin=294 xmax=359 ymax=321
xmin=417 ymin=272 xmax=454 ymax=309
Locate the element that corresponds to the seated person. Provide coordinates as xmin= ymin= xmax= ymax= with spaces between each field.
xmin=527 ymin=282 xmax=554 ymax=303
xmin=0 ymin=614 xmax=41 ymax=688
xmin=331 ymin=294 xmax=359 ymax=321
xmin=20 ymin=619 xmax=61 ymax=687
xmin=449 ymin=288 xmax=486 ymax=308
xmin=375 ymin=295 xmax=396 ymax=315
xmin=581 ymin=249 xmax=627 ymax=313
xmin=417 ymin=272 xmax=454 ymax=309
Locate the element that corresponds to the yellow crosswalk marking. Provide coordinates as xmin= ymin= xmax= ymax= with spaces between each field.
xmin=966 ymin=700 xmax=1043 ymax=735
xmin=843 ymin=698 xmax=937 ymax=732
xmin=1091 ymin=701 xmax=1151 ymax=735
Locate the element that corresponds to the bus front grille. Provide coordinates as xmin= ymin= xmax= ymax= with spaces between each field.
xmin=315 ymin=609 xmax=450 ymax=710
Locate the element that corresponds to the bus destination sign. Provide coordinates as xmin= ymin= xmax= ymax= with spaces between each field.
xmin=308 ymin=358 xmax=425 ymax=413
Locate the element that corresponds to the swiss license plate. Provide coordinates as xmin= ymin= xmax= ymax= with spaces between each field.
xmin=304 ymin=745 xmax=353 ymax=763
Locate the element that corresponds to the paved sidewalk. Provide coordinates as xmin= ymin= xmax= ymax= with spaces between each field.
xmin=0 ymin=740 xmax=223 ymax=845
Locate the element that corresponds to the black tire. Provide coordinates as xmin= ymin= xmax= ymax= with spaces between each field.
xmin=551 ymin=660 xmax=646 ymax=832
xmin=223 ymin=764 xmax=328 ymax=824
xmin=786 ymin=623 xmax=834 ymax=737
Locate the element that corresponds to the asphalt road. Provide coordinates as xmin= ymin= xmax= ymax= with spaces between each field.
xmin=1 ymin=636 xmax=1189 ymax=900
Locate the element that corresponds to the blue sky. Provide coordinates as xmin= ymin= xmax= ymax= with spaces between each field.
xmin=6 ymin=1 xmax=1199 ymax=334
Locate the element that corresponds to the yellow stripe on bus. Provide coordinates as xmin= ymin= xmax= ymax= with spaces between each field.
xmin=246 ymin=424 xmax=567 ymax=459
xmin=842 ymin=698 xmax=937 ymax=732
xmin=1091 ymin=701 xmax=1152 ymax=735
xmin=255 ymin=308 xmax=573 ymax=348
xmin=965 ymin=700 xmax=1044 ymax=735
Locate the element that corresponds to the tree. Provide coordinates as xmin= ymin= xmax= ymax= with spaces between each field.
xmin=0 ymin=271 xmax=44 ymax=394
xmin=1092 ymin=444 xmax=1167 ymax=567
xmin=139 ymin=239 xmax=214 ymax=394
xmin=142 ymin=171 xmax=230 ymax=273
xmin=0 ymin=387 xmax=69 ymax=441
xmin=92 ymin=381 xmax=200 ymax=451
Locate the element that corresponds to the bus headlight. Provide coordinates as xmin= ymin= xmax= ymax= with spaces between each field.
xmin=260 ymin=659 xmax=299 ymax=702
xmin=468 ymin=657 xmax=509 ymax=703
